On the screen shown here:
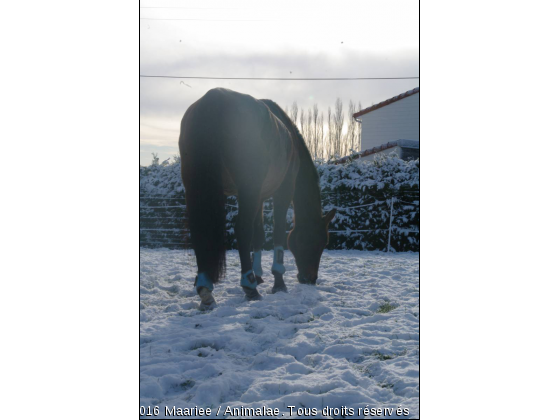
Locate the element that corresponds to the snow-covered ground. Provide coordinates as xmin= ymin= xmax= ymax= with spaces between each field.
xmin=140 ymin=249 xmax=419 ymax=419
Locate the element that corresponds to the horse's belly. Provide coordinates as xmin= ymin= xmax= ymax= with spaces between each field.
xmin=260 ymin=169 xmax=285 ymax=198
xmin=221 ymin=162 xmax=287 ymax=198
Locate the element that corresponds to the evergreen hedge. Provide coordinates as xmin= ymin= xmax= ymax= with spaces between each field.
xmin=140 ymin=155 xmax=419 ymax=252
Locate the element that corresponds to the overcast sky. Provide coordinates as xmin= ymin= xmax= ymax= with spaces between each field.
xmin=140 ymin=0 xmax=419 ymax=166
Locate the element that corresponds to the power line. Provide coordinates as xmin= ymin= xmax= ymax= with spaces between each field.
xmin=140 ymin=7 xmax=277 ymax=10
xmin=140 ymin=75 xmax=419 ymax=81
xmin=140 ymin=17 xmax=397 ymax=22
xmin=141 ymin=17 xmax=286 ymax=21
xmin=139 ymin=6 xmax=307 ymax=9
xmin=140 ymin=7 xmax=245 ymax=9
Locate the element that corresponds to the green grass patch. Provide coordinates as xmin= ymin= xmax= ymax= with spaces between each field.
xmin=377 ymin=302 xmax=398 ymax=313
xmin=179 ymin=380 xmax=195 ymax=390
xmin=373 ymin=351 xmax=395 ymax=361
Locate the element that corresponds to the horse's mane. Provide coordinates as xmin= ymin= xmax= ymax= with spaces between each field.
xmin=259 ymin=99 xmax=318 ymax=184
xmin=260 ymin=99 xmax=322 ymax=221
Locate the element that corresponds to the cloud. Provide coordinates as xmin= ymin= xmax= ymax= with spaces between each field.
xmin=140 ymin=0 xmax=419 ymax=167
xmin=141 ymin=49 xmax=418 ymax=113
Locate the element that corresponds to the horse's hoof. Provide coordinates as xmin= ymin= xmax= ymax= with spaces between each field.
xmin=198 ymin=287 xmax=216 ymax=309
xmin=199 ymin=301 xmax=217 ymax=311
xmin=297 ymin=274 xmax=317 ymax=285
xmin=256 ymin=275 xmax=264 ymax=285
xmin=242 ymin=287 xmax=262 ymax=300
xmin=271 ymin=285 xmax=288 ymax=294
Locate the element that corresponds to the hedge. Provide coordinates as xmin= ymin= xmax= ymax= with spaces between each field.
xmin=140 ymin=155 xmax=419 ymax=252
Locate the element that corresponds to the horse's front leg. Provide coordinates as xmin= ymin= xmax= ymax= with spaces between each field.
xmin=251 ymin=202 xmax=266 ymax=286
xmin=236 ymin=191 xmax=262 ymax=300
xmin=270 ymin=195 xmax=290 ymax=293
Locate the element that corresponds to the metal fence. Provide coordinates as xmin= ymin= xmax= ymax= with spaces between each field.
xmin=140 ymin=190 xmax=419 ymax=252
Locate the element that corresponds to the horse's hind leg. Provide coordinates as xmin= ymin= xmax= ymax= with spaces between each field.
xmin=236 ymin=189 xmax=262 ymax=300
xmin=251 ymin=203 xmax=265 ymax=286
xmin=270 ymin=193 xmax=290 ymax=294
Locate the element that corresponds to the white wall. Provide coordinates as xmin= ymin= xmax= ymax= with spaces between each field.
xmin=359 ymin=93 xmax=419 ymax=150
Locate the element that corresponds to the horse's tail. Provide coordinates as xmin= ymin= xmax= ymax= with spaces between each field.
xmin=180 ymin=119 xmax=227 ymax=284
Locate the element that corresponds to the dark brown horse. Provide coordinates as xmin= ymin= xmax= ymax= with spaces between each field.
xmin=179 ymin=88 xmax=335 ymax=308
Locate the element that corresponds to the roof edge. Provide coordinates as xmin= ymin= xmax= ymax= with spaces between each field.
xmin=353 ymin=87 xmax=419 ymax=118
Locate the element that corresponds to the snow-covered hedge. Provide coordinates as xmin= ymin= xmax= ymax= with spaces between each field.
xmin=140 ymin=155 xmax=419 ymax=251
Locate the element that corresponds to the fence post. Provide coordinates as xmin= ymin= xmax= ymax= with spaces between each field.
xmin=387 ymin=196 xmax=394 ymax=252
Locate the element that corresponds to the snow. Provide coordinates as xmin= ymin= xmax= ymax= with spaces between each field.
xmin=140 ymin=249 xmax=419 ymax=419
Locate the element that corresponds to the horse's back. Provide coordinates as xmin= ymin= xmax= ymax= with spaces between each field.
xmin=179 ymin=88 xmax=258 ymax=149
xmin=179 ymin=88 xmax=295 ymax=198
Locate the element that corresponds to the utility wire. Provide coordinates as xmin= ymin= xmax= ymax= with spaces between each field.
xmin=140 ymin=17 xmax=396 ymax=22
xmin=141 ymin=17 xmax=288 ymax=21
xmin=140 ymin=7 xmax=250 ymax=9
xmin=139 ymin=6 xmax=303 ymax=9
xmin=140 ymin=75 xmax=419 ymax=81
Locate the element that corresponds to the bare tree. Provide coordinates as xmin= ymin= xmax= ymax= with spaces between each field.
xmin=306 ymin=107 xmax=313 ymax=158
xmin=311 ymin=104 xmax=319 ymax=159
xmin=285 ymin=98 xmax=362 ymax=160
xmin=333 ymin=98 xmax=345 ymax=157
xmin=290 ymin=102 xmax=299 ymax=127
xmin=327 ymin=107 xmax=334 ymax=159
xmin=317 ymin=111 xmax=324 ymax=160
xmin=299 ymin=108 xmax=307 ymax=150
xmin=345 ymin=100 xmax=358 ymax=155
